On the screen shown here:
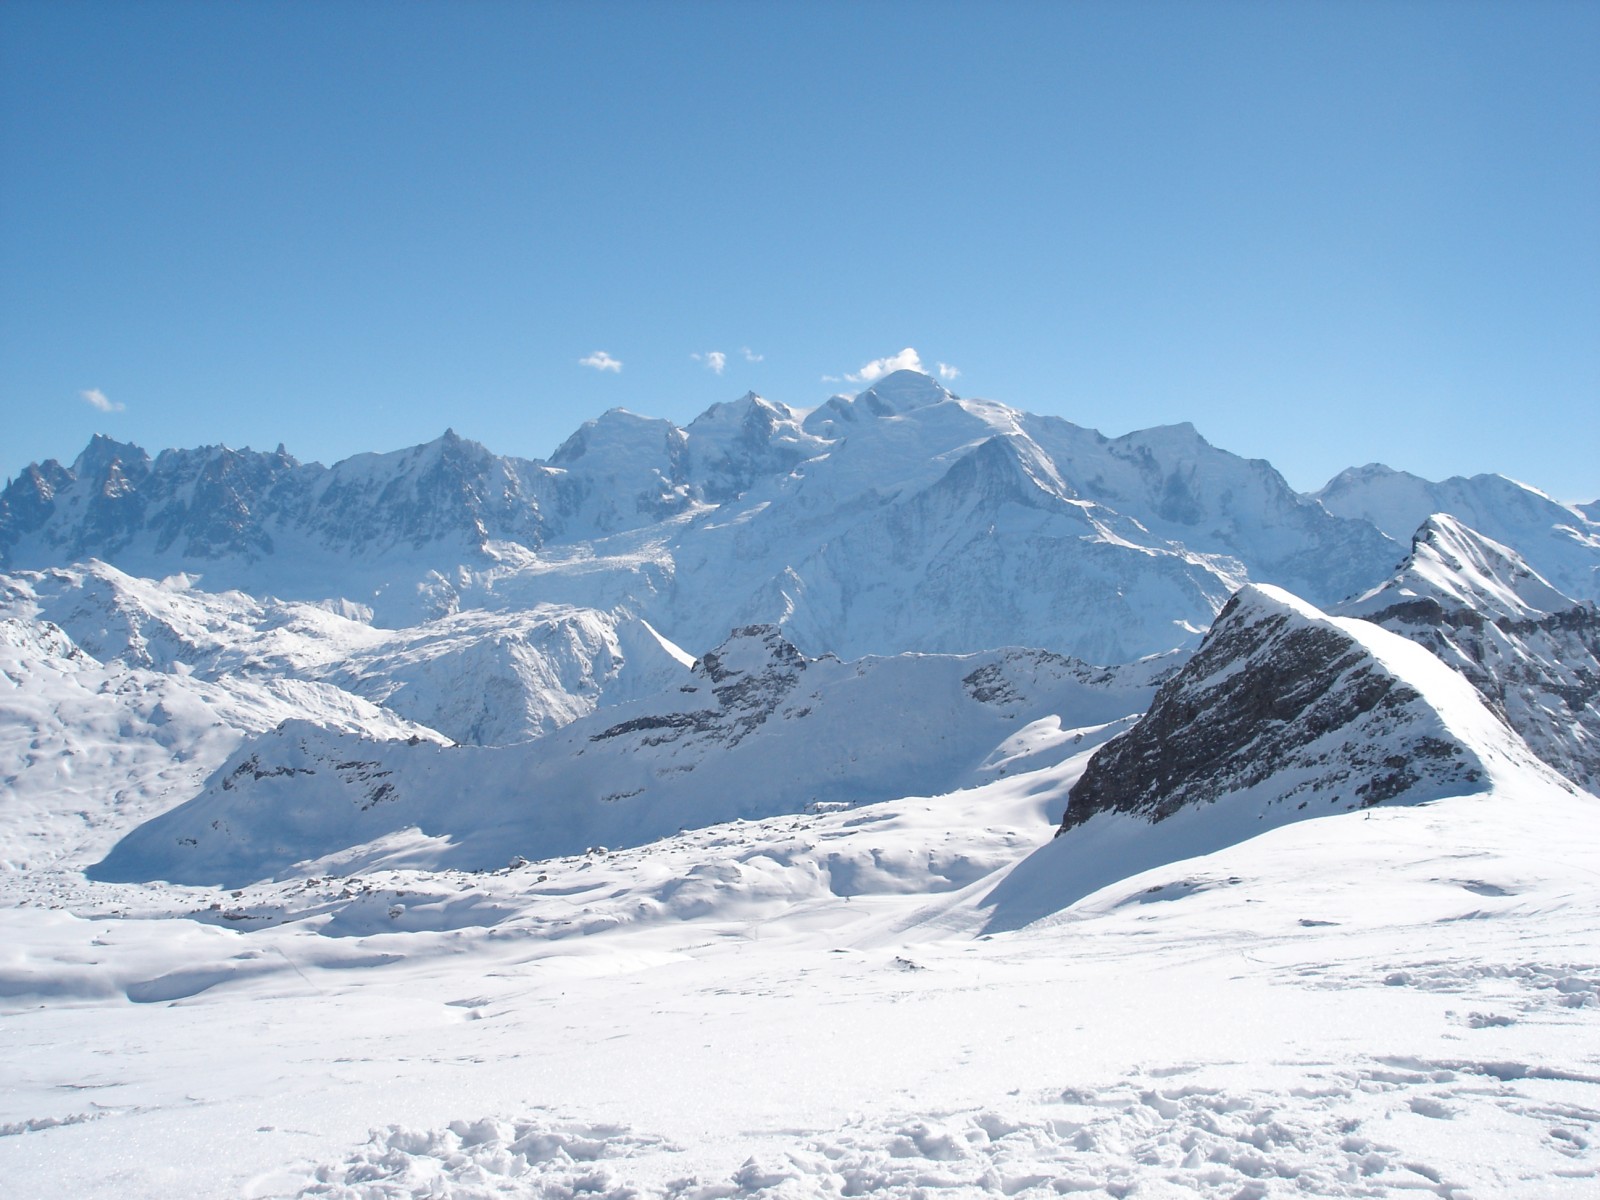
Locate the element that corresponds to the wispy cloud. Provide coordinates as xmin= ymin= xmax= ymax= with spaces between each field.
xmin=937 ymin=362 xmax=961 ymax=380
xmin=844 ymin=347 xmax=924 ymax=384
xmin=80 ymin=387 xmax=125 ymax=413
xmin=740 ymin=347 xmax=763 ymax=363
xmin=692 ymin=351 xmax=727 ymax=375
xmin=579 ymin=351 xmax=623 ymax=373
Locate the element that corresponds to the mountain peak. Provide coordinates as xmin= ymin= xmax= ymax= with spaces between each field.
xmin=1342 ymin=513 xmax=1576 ymax=623
xmin=72 ymin=434 xmax=150 ymax=480
xmin=853 ymin=369 xmax=954 ymax=412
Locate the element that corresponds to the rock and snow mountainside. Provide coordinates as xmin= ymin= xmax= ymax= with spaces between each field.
xmin=1316 ymin=463 xmax=1600 ymax=603
xmin=982 ymin=582 xmax=1567 ymax=924
xmin=3 ymin=371 xmax=1402 ymax=663
xmin=1338 ymin=514 xmax=1600 ymax=790
xmin=91 ymin=626 xmax=1167 ymax=886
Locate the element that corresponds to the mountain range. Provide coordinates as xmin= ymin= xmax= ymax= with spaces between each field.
xmin=6 ymin=370 xmax=1600 ymax=1198
xmin=3 ymin=368 xmax=1596 ymax=895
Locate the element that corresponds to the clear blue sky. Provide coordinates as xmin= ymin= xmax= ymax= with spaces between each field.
xmin=3 ymin=0 xmax=1596 ymax=501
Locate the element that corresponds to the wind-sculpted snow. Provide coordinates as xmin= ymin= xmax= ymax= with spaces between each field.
xmin=1340 ymin=515 xmax=1600 ymax=791
xmin=297 ymin=1061 xmax=1600 ymax=1200
xmin=90 ymin=627 xmax=1165 ymax=886
xmin=3 ymin=370 xmax=1403 ymax=661
xmin=9 ymin=759 xmax=1598 ymax=1199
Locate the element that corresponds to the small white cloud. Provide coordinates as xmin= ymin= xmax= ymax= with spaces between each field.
xmin=820 ymin=374 xmax=843 ymax=384
xmin=80 ymin=387 xmax=124 ymax=413
xmin=937 ymin=362 xmax=961 ymax=380
xmin=692 ymin=351 xmax=727 ymax=375
xmin=740 ymin=347 xmax=763 ymax=363
xmin=844 ymin=347 xmax=924 ymax=384
xmin=579 ymin=351 xmax=623 ymax=373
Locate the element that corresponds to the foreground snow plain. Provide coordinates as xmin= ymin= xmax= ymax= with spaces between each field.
xmin=5 ymin=737 xmax=1598 ymax=1199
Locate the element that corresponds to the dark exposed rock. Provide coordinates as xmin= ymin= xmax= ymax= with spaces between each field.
xmin=1061 ymin=584 xmax=1487 ymax=834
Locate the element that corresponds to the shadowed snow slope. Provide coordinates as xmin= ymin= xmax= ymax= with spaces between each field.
xmin=90 ymin=626 xmax=1168 ymax=886
xmin=981 ymin=583 xmax=1567 ymax=928
xmin=1339 ymin=515 xmax=1600 ymax=791
xmin=0 ymin=614 xmax=442 ymax=871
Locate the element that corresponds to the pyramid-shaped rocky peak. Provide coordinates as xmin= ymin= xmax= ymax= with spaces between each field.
xmin=1337 ymin=516 xmax=1600 ymax=792
xmin=1342 ymin=513 xmax=1574 ymax=623
xmin=72 ymin=434 xmax=152 ymax=483
xmin=1061 ymin=583 xmax=1508 ymax=835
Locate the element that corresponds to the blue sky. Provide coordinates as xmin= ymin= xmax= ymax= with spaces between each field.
xmin=3 ymin=1 xmax=1596 ymax=501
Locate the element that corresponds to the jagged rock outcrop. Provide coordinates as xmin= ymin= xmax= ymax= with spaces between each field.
xmin=1060 ymin=585 xmax=1495 ymax=834
xmin=1339 ymin=515 xmax=1600 ymax=791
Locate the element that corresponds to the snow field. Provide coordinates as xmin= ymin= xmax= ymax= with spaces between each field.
xmin=3 ymin=773 xmax=1597 ymax=1198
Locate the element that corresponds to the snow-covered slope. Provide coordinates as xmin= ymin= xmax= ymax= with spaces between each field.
xmin=1316 ymin=463 xmax=1600 ymax=602
xmin=0 ymin=614 xmax=441 ymax=872
xmin=1339 ymin=515 xmax=1600 ymax=791
xmin=3 ymin=372 xmax=1404 ymax=661
xmin=5 ymin=682 xmax=1599 ymax=1199
xmin=0 ymin=561 xmax=694 ymax=746
xmin=91 ymin=626 xmax=1168 ymax=886
xmin=982 ymin=583 xmax=1568 ymax=924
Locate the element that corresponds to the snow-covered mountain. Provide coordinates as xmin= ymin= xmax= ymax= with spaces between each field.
xmin=0 ymin=561 xmax=693 ymax=746
xmin=978 ymin=581 xmax=1571 ymax=923
xmin=1338 ymin=514 xmax=1600 ymax=790
xmin=1316 ymin=463 xmax=1600 ymax=603
xmin=4 ymin=372 xmax=1406 ymax=662
xmin=90 ymin=626 xmax=1168 ymax=886
xmin=0 ymin=611 xmax=441 ymax=872
xmin=6 ymin=374 xmax=1600 ymax=1198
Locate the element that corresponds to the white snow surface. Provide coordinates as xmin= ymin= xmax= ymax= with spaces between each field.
xmin=4 ymin=748 xmax=1598 ymax=1198
xmin=3 ymin=378 xmax=1598 ymax=1196
xmin=88 ymin=629 xmax=1165 ymax=886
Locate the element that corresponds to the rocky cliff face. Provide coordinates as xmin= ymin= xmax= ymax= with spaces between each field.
xmin=1060 ymin=585 xmax=1494 ymax=834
